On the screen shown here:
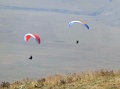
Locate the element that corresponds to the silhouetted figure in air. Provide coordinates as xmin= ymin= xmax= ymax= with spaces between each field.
xmin=29 ymin=55 xmax=32 ymax=60
xmin=76 ymin=40 xmax=79 ymax=44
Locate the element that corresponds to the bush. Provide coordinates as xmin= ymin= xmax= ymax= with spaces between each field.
xmin=0 ymin=81 xmax=10 ymax=88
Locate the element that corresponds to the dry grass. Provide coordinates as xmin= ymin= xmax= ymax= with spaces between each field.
xmin=0 ymin=69 xmax=120 ymax=89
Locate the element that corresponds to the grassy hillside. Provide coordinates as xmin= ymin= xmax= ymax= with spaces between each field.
xmin=0 ymin=69 xmax=120 ymax=89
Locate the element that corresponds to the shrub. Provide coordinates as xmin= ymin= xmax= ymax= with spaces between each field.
xmin=0 ymin=81 xmax=10 ymax=88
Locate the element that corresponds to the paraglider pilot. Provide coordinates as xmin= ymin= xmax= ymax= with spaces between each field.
xmin=29 ymin=55 xmax=32 ymax=60
xmin=76 ymin=40 xmax=79 ymax=44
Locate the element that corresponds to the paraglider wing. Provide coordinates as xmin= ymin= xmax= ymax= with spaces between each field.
xmin=68 ymin=21 xmax=82 ymax=27
xmin=83 ymin=24 xmax=89 ymax=29
xmin=68 ymin=21 xmax=89 ymax=30
xmin=81 ymin=22 xmax=89 ymax=29
xmin=33 ymin=34 xmax=40 ymax=44
xmin=24 ymin=33 xmax=40 ymax=44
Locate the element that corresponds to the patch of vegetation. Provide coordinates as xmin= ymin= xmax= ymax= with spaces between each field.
xmin=0 ymin=69 xmax=120 ymax=89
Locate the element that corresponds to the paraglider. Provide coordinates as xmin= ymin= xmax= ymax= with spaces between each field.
xmin=24 ymin=33 xmax=40 ymax=60
xmin=24 ymin=33 xmax=40 ymax=44
xmin=68 ymin=21 xmax=89 ymax=30
xmin=68 ymin=20 xmax=89 ymax=44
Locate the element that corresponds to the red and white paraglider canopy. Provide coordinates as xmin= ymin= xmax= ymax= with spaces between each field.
xmin=24 ymin=33 xmax=40 ymax=44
